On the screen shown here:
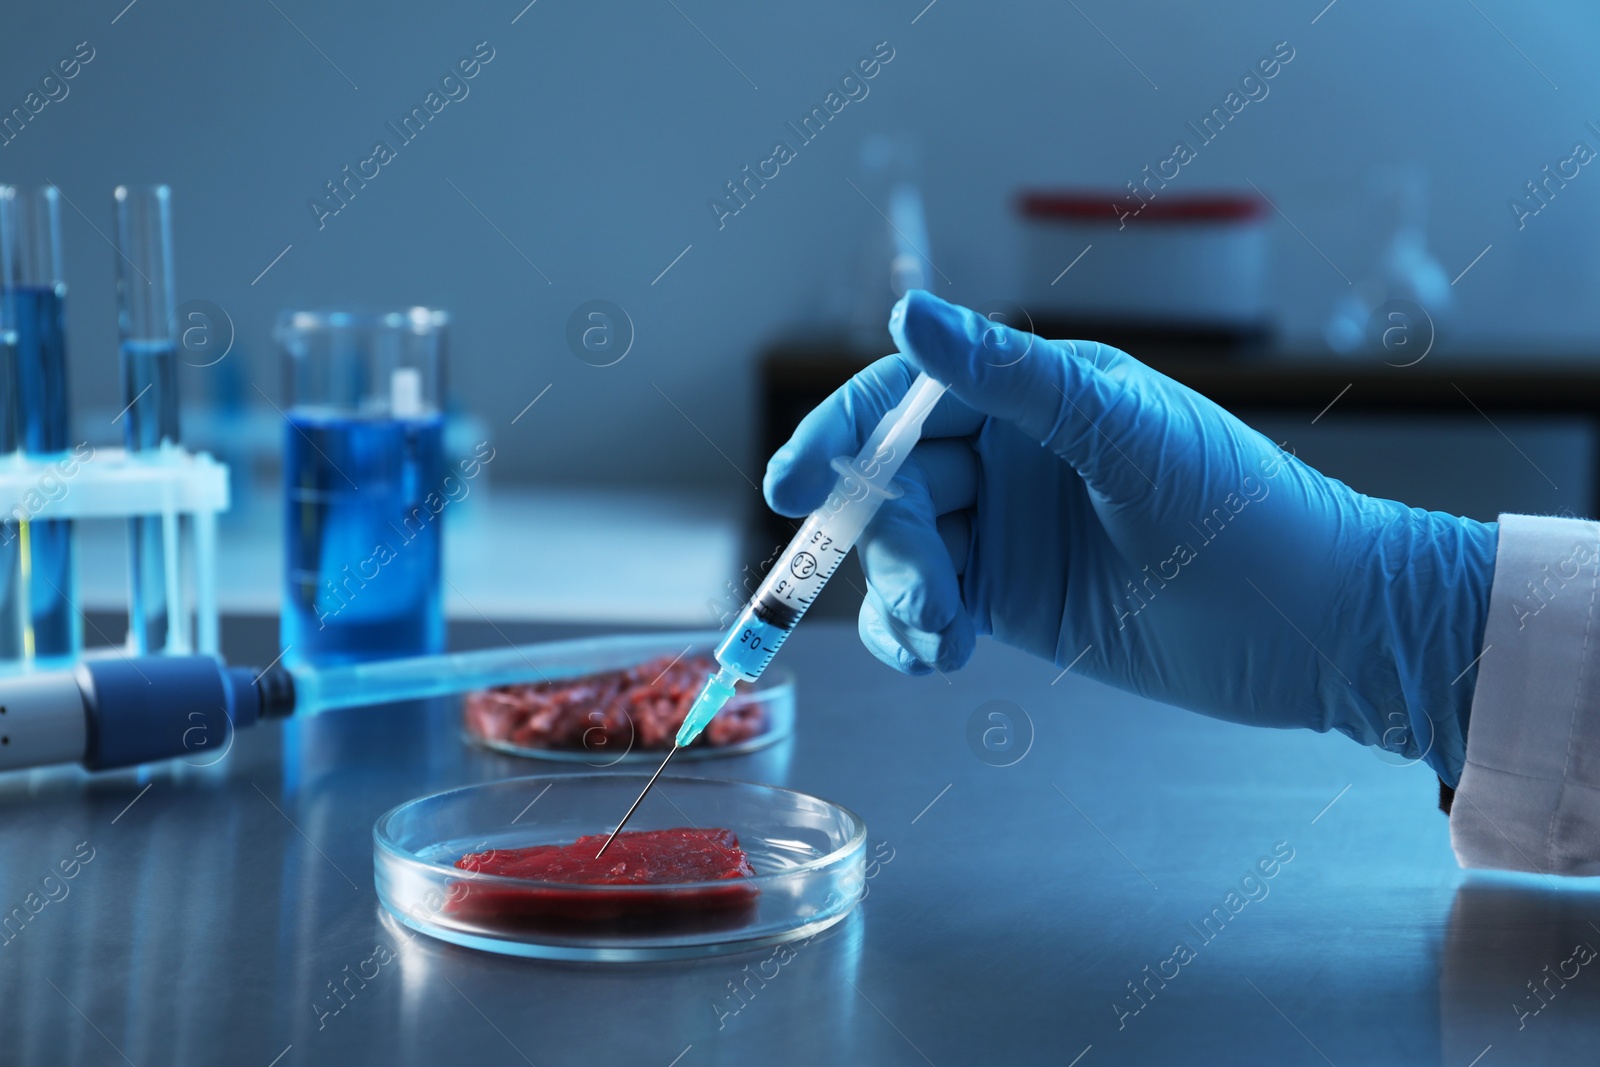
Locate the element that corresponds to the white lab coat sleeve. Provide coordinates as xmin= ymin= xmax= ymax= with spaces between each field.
xmin=1451 ymin=513 xmax=1600 ymax=875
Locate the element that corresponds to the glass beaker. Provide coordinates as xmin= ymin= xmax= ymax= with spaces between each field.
xmin=276 ymin=309 xmax=447 ymax=667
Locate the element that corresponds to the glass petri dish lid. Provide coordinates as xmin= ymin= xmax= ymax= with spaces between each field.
xmin=374 ymin=774 xmax=866 ymax=961
xmin=459 ymin=632 xmax=794 ymax=763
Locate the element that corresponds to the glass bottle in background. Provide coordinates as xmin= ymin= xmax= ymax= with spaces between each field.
xmin=275 ymin=309 xmax=447 ymax=667
xmin=1324 ymin=165 xmax=1453 ymax=357
xmin=1 ymin=185 xmax=79 ymax=662
xmin=846 ymin=134 xmax=930 ymax=350
xmin=113 ymin=184 xmax=182 ymax=654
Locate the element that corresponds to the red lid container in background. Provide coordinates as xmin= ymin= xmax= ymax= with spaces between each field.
xmin=1018 ymin=190 xmax=1270 ymax=225
xmin=1016 ymin=187 xmax=1273 ymax=332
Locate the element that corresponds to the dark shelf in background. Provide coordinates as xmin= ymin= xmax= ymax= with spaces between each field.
xmin=759 ymin=340 xmax=1600 ymax=547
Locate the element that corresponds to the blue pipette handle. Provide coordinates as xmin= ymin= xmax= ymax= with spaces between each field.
xmin=0 ymin=655 xmax=294 ymax=773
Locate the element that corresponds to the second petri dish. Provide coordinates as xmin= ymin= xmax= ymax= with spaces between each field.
xmin=374 ymin=774 xmax=866 ymax=961
xmin=461 ymin=634 xmax=794 ymax=763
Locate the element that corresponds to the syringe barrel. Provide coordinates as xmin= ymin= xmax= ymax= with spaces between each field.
xmin=715 ymin=372 xmax=948 ymax=682
xmin=715 ymin=471 xmax=891 ymax=679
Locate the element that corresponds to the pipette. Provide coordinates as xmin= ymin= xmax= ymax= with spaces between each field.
xmin=595 ymin=370 xmax=949 ymax=856
xmin=0 ymin=632 xmax=742 ymax=774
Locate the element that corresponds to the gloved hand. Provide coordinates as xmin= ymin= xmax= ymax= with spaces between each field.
xmin=764 ymin=291 xmax=1497 ymax=784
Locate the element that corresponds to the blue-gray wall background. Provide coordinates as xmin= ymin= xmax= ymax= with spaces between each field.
xmin=4 ymin=0 xmax=1599 ymax=489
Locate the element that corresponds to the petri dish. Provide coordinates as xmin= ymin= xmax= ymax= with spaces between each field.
xmin=374 ymin=774 xmax=866 ymax=961
xmin=460 ymin=633 xmax=794 ymax=763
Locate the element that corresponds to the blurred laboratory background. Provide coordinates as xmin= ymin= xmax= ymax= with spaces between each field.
xmin=12 ymin=6 xmax=1600 ymax=1065
xmin=3 ymin=0 xmax=1599 ymax=634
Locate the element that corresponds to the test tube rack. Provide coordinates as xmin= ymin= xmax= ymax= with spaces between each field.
xmin=0 ymin=447 xmax=229 ymax=659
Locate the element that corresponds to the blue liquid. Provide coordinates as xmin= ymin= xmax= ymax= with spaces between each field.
xmin=119 ymin=339 xmax=180 ymax=450
xmin=715 ymin=611 xmax=790 ymax=678
xmin=0 ymin=528 xmax=18 ymax=662
xmin=120 ymin=338 xmax=181 ymax=653
xmin=282 ymin=409 xmax=446 ymax=666
xmin=11 ymin=285 xmax=77 ymax=659
xmin=0 ymin=337 xmax=19 ymax=661
xmin=15 ymin=287 xmax=70 ymax=453
xmin=0 ymin=330 xmax=18 ymax=453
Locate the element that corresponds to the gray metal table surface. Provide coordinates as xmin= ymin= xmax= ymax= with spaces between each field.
xmin=3 ymin=621 xmax=1598 ymax=1066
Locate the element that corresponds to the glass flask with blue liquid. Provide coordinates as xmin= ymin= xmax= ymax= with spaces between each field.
xmin=276 ymin=309 xmax=447 ymax=667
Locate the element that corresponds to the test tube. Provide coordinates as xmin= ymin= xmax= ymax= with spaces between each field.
xmin=0 ymin=185 xmax=79 ymax=662
xmin=113 ymin=184 xmax=182 ymax=654
xmin=0 ymin=193 xmax=22 ymax=662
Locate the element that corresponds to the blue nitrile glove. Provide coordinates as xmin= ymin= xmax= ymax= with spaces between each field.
xmin=764 ymin=291 xmax=1497 ymax=784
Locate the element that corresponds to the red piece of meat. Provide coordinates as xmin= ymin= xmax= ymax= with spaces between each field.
xmin=458 ymin=828 xmax=755 ymax=884
xmin=462 ymin=655 xmax=768 ymax=754
xmin=447 ymin=828 xmax=759 ymax=933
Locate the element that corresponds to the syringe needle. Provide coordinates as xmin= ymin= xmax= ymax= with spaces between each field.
xmin=595 ymin=744 xmax=679 ymax=859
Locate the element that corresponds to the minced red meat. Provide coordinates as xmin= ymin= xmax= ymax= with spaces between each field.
xmin=462 ymin=655 xmax=766 ymax=753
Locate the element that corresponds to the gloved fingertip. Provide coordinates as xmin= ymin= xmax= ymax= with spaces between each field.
xmin=889 ymin=290 xmax=970 ymax=374
xmin=897 ymin=648 xmax=934 ymax=676
xmin=860 ymin=595 xmax=925 ymax=676
xmin=930 ymin=612 xmax=977 ymax=672
xmin=762 ymin=449 xmax=821 ymax=517
xmin=859 ymin=500 xmax=966 ymax=635
xmin=760 ymin=452 xmax=793 ymax=511
xmin=860 ymin=624 xmax=912 ymax=674
xmin=886 ymin=580 xmax=960 ymax=638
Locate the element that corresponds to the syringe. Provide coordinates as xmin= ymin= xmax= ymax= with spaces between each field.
xmin=595 ymin=369 xmax=948 ymax=855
